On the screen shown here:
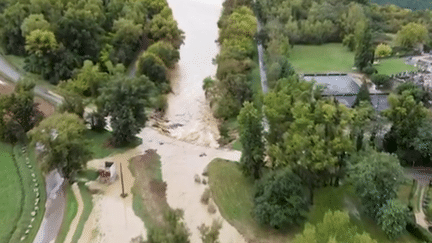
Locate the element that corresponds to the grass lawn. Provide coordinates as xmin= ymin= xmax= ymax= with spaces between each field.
xmin=208 ymin=159 xmax=421 ymax=243
xmin=85 ymin=130 xmax=142 ymax=159
xmin=375 ymin=58 xmax=419 ymax=75
xmin=9 ymin=145 xmax=47 ymax=243
xmin=129 ymin=150 xmax=167 ymax=231
xmin=0 ymin=143 xmax=22 ymax=243
xmin=55 ymin=185 xmax=78 ymax=243
xmin=208 ymin=159 xmax=297 ymax=242
xmin=231 ymin=139 xmax=242 ymax=151
xmin=289 ymin=43 xmax=355 ymax=73
xmin=71 ymin=182 xmax=94 ymax=243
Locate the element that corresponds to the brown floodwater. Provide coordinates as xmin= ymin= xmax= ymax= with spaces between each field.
xmin=164 ymin=0 xmax=221 ymax=149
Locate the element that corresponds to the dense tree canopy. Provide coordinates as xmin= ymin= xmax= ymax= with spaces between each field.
xmin=28 ymin=112 xmax=91 ymax=180
xmin=254 ymin=169 xmax=309 ymax=229
xmin=99 ymin=75 xmax=155 ymax=146
xmin=349 ymin=150 xmax=404 ymax=219
xmin=0 ymin=0 xmax=184 ymax=84
xmin=238 ymin=102 xmax=265 ymax=179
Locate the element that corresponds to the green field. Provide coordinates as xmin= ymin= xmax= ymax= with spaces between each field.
xmin=208 ymin=159 xmax=420 ymax=243
xmin=85 ymin=130 xmax=142 ymax=159
xmin=0 ymin=143 xmax=22 ymax=243
xmin=375 ymin=58 xmax=419 ymax=75
xmin=289 ymin=44 xmax=355 ymax=73
xmin=0 ymin=143 xmax=47 ymax=243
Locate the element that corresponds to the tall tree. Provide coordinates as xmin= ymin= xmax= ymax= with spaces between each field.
xmin=254 ymin=169 xmax=309 ymax=229
xmin=28 ymin=112 xmax=91 ymax=180
xmin=354 ymin=21 xmax=374 ymax=71
xmin=349 ymin=150 xmax=404 ymax=219
xmin=237 ymin=102 xmax=265 ymax=179
xmin=99 ymin=75 xmax=155 ymax=146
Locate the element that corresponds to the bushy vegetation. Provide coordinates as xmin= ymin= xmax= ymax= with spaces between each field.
xmin=293 ymin=210 xmax=377 ymax=243
xmin=0 ymin=0 xmax=183 ymax=84
xmin=254 ymin=169 xmax=309 ymax=229
xmin=370 ymin=73 xmax=391 ymax=87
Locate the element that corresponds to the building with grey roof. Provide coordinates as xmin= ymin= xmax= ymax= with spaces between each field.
xmin=303 ymin=74 xmax=389 ymax=111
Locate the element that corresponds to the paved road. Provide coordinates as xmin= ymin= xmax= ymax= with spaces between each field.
xmin=33 ymin=170 xmax=66 ymax=243
xmin=0 ymin=55 xmax=63 ymax=105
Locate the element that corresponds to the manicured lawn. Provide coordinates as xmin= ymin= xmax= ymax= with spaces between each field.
xmin=85 ymin=130 xmax=142 ymax=159
xmin=208 ymin=159 xmax=421 ymax=243
xmin=0 ymin=143 xmax=22 ymax=243
xmin=55 ymin=185 xmax=78 ymax=243
xmin=9 ymin=145 xmax=47 ymax=243
xmin=289 ymin=43 xmax=355 ymax=73
xmin=375 ymin=58 xmax=419 ymax=75
xmin=71 ymin=182 xmax=94 ymax=243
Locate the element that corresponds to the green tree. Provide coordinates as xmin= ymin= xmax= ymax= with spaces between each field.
xmin=149 ymin=7 xmax=184 ymax=49
xmin=354 ymin=21 xmax=374 ymax=71
xmin=377 ymin=199 xmax=409 ymax=239
xmin=57 ymin=1 xmax=105 ymax=61
xmin=375 ymin=43 xmax=392 ymax=58
xmin=111 ymin=17 xmax=144 ymax=65
xmin=354 ymin=83 xmax=371 ymax=107
xmin=61 ymin=60 xmax=107 ymax=97
xmin=293 ymin=211 xmax=377 ymax=243
xmin=219 ymin=6 xmax=257 ymax=44
xmin=99 ymin=75 xmax=155 ymax=146
xmin=25 ymin=29 xmax=58 ymax=56
xmin=146 ymin=41 xmax=180 ymax=68
xmin=28 ymin=112 xmax=91 ymax=180
xmin=0 ymin=2 xmax=29 ymax=55
xmin=137 ymin=52 xmax=168 ymax=87
xmin=396 ymin=22 xmax=428 ymax=49
xmin=383 ymin=91 xmax=430 ymax=163
xmin=349 ymin=150 xmax=404 ymax=219
xmin=254 ymin=169 xmax=309 ymax=229
xmin=21 ymin=14 xmax=50 ymax=37
xmin=237 ymin=102 xmax=265 ymax=179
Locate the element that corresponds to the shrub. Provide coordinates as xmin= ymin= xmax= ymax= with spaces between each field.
xmin=208 ymin=202 xmax=217 ymax=214
xmin=370 ymin=74 xmax=391 ymax=87
xmin=254 ymin=169 xmax=308 ymax=229
xmin=198 ymin=220 xmax=222 ymax=243
xmin=377 ymin=199 xmax=410 ymax=239
xmin=201 ymin=188 xmax=211 ymax=205
xmin=363 ymin=65 xmax=378 ymax=75
xmin=147 ymin=208 xmax=190 ymax=243
xmin=375 ymin=43 xmax=392 ymax=58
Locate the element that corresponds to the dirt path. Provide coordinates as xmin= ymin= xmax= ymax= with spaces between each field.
xmin=64 ymin=183 xmax=84 ymax=243
xmin=415 ymin=184 xmax=430 ymax=229
xmin=78 ymin=149 xmax=146 ymax=243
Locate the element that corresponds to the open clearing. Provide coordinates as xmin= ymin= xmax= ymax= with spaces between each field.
xmin=375 ymin=58 xmax=419 ymax=75
xmin=208 ymin=159 xmax=421 ymax=243
xmin=289 ymin=43 xmax=355 ymax=73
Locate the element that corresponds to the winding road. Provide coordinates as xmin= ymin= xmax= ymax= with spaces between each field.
xmin=0 ymin=56 xmax=63 ymax=105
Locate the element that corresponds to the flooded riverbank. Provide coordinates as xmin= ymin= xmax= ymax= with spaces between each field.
xmin=163 ymin=0 xmax=221 ymax=149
